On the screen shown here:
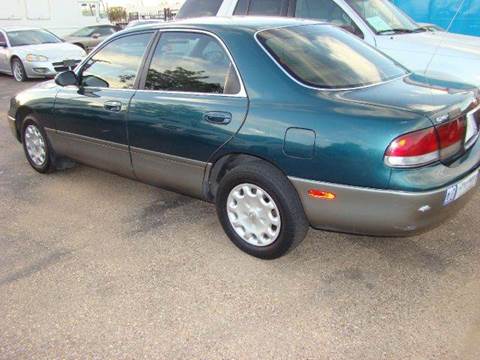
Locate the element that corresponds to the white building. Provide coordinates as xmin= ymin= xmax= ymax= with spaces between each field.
xmin=0 ymin=0 xmax=111 ymax=37
xmin=106 ymin=0 xmax=184 ymax=14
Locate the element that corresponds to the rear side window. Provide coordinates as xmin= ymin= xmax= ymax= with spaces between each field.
xmin=295 ymin=0 xmax=363 ymax=37
xmin=176 ymin=0 xmax=223 ymax=19
xmin=144 ymin=32 xmax=241 ymax=95
xmin=257 ymin=24 xmax=407 ymax=89
xmin=248 ymin=0 xmax=287 ymax=15
xmin=233 ymin=0 xmax=249 ymax=15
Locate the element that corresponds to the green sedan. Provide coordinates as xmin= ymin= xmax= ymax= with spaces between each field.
xmin=7 ymin=18 xmax=480 ymax=258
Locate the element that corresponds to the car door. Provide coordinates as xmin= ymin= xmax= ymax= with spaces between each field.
xmin=128 ymin=30 xmax=249 ymax=198
xmin=0 ymin=31 xmax=9 ymax=73
xmin=52 ymin=31 xmax=154 ymax=177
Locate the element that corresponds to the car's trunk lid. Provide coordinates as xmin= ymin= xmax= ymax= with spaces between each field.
xmin=339 ymin=73 xmax=479 ymax=165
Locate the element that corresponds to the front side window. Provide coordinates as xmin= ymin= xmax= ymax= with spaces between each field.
xmin=176 ymin=0 xmax=223 ymax=19
xmin=347 ymin=0 xmax=422 ymax=34
xmin=0 ymin=32 xmax=6 ymax=44
xmin=257 ymin=24 xmax=408 ymax=89
xmin=7 ymin=30 xmax=61 ymax=46
xmin=81 ymin=33 xmax=152 ymax=89
xmin=144 ymin=32 xmax=241 ymax=95
xmin=295 ymin=0 xmax=362 ymax=36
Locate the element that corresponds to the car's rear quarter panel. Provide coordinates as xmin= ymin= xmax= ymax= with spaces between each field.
xmin=217 ymin=27 xmax=479 ymax=192
xmin=214 ymin=30 xmax=434 ymax=189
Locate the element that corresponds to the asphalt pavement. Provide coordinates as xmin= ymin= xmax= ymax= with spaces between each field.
xmin=0 ymin=74 xmax=479 ymax=359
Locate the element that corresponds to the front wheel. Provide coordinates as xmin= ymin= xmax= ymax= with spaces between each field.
xmin=215 ymin=161 xmax=309 ymax=259
xmin=11 ymin=58 xmax=28 ymax=82
xmin=21 ymin=118 xmax=56 ymax=173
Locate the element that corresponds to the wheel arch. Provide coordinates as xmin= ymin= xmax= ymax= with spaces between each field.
xmin=204 ymin=152 xmax=289 ymax=201
xmin=10 ymin=55 xmax=22 ymax=67
xmin=15 ymin=106 xmax=35 ymax=142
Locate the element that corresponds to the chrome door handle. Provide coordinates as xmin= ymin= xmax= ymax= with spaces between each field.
xmin=104 ymin=101 xmax=122 ymax=112
xmin=203 ymin=111 xmax=232 ymax=125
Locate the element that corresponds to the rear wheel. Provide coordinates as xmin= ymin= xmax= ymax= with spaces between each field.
xmin=11 ymin=58 xmax=28 ymax=82
xmin=215 ymin=161 xmax=309 ymax=259
xmin=21 ymin=118 xmax=56 ymax=173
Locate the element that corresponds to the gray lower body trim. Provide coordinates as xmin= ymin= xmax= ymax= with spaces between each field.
xmin=45 ymin=128 xmax=134 ymax=178
xmin=45 ymin=129 xmax=209 ymax=197
xmin=130 ymin=146 xmax=207 ymax=198
xmin=289 ymin=172 xmax=478 ymax=236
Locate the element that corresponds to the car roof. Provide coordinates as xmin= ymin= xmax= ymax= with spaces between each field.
xmin=121 ymin=16 xmax=322 ymax=35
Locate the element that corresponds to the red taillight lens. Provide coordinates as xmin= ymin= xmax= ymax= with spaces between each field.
xmin=385 ymin=127 xmax=439 ymax=167
xmin=436 ymin=116 xmax=466 ymax=159
xmin=385 ymin=117 xmax=466 ymax=168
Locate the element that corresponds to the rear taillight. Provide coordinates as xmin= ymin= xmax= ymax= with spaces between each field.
xmin=436 ymin=116 xmax=466 ymax=159
xmin=385 ymin=117 xmax=466 ymax=168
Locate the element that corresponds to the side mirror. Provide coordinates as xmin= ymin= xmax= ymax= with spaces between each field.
xmin=91 ymin=33 xmax=101 ymax=39
xmin=55 ymin=71 xmax=78 ymax=86
xmin=0 ymin=42 xmax=7 ymax=48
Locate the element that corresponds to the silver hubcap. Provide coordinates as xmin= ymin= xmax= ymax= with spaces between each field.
xmin=24 ymin=125 xmax=46 ymax=166
xmin=13 ymin=62 xmax=23 ymax=81
xmin=227 ymin=183 xmax=281 ymax=247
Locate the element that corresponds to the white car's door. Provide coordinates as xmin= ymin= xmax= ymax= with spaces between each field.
xmin=0 ymin=31 xmax=9 ymax=72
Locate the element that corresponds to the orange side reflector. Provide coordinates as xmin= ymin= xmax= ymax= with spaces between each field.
xmin=308 ymin=189 xmax=336 ymax=200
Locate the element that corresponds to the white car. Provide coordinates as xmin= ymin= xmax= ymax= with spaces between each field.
xmin=0 ymin=26 xmax=86 ymax=82
xmin=176 ymin=0 xmax=480 ymax=88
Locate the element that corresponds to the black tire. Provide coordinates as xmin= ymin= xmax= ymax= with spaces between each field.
xmin=216 ymin=161 xmax=309 ymax=259
xmin=21 ymin=117 xmax=56 ymax=173
xmin=11 ymin=58 xmax=28 ymax=82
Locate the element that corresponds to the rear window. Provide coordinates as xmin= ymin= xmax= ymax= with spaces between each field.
xmin=257 ymin=24 xmax=408 ymax=89
xmin=176 ymin=0 xmax=223 ymax=19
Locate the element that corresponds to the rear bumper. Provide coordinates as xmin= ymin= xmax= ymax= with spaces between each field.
xmin=289 ymin=169 xmax=479 ymax=236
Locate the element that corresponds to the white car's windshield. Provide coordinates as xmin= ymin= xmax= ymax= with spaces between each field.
xmin=7 ymin=30 xmax=62 ymax=46
xmin=347 ymin=0 xmax=425 ymax=34
xmin=70 ymin=27 xmax=97 ymax=37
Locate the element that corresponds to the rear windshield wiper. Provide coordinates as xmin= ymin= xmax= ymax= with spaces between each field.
xmin=377 ymin=28 xmax=414 ymax=35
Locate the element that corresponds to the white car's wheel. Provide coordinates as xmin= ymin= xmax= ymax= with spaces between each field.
xmin=12 ymin=58 xmax=28 ymax=82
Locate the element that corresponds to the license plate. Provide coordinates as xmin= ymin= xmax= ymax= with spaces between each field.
xmin=444 ymin=170 xmax=479 ymax=205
